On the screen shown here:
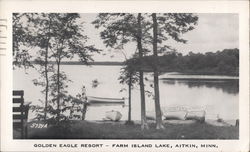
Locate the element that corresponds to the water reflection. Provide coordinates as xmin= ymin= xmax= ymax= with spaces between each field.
xmin=162 ymin=79 xmax=239 ymax=95
xmin=162 ymin=80 xmax=176 ymax=85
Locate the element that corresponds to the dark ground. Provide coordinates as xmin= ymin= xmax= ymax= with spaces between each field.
xmin=14 ymin=120 xmax=239 ymax=139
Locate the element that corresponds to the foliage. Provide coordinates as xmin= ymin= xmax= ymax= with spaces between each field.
xmin=152 ymin=48 xmax=239 ymax=75
xmin=14 ymin=13 xmax=101 ymax=122
xmin=93 ymin=13 xmax=151 ymax=129
xmin=46 ymin=13 xmax=100 ymax=120
xmin=155 ymin=13 xmax=198 ymax=43
xmin=92 ymin=13 xmax=152 ymax=55
xmin=118 ymin=58 xmax=140 ymax=86
xmin=49 ymin=13 xmax=101 ymax=64
xmin=13 ymin=13 xmax=34 ymax=68
xmin=93 ymin=13 xmax=199 ymax=129
xmin=122 ymin=48 xmax=239 ymax=76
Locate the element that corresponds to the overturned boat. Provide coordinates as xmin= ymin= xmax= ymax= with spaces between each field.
xmin=105 ymin=110 xmax=122 ymax=121
xmin=164 ymin=111 xmax=187 ymax=120
xmin=185 ymin=110 xmax=206 ymax=123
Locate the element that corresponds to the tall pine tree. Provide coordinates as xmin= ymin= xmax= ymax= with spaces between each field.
xmin=150 ymin=13 xmax=198 ymax=129
xmin=92 ymin=13 xmax=151 ymax=129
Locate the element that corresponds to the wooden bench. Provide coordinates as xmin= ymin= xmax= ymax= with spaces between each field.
xmin=13 ymin=90 xmax=30 ymax=139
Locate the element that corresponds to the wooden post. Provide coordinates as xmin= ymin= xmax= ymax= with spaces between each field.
xmin=235 ymin=119 xmax=239 ymax=127
xmin=81 ymin=95 xmax=88 ymax=120
xmin=82 ymin=102 xmax=88 ymax=120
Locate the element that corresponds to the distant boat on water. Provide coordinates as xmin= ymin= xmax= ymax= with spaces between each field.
xmin=92 ymin=79 xmax=99 ymax=88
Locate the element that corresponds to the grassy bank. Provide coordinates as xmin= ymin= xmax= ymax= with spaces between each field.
xmin=15 ymin=120 xmax=239 ymax=139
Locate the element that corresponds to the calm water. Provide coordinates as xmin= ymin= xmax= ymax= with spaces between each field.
xmin=13 ymin=65 xmax=239 ymax=121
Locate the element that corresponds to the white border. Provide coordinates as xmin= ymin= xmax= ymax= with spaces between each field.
xmin=0 ymin=1 xmax=249 ymax=152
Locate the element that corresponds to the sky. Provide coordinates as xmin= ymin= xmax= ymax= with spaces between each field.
xmin=80 ymin=13 xmax=239 ymax=62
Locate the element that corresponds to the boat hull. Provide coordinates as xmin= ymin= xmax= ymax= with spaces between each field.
xmin=105 ymin=111 xmax=122 ymax=121
xmin=87 ymin=96 xmax=125 ymax=106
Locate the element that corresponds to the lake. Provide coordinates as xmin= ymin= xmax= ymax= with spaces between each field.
xmin=13 ymin=65 xmax=239 ymax=121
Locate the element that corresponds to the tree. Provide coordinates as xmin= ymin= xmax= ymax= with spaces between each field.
xmin=119 ymin=58 xmax=139 ymax=124
xmin=13 ymin=13 xmax=55 ymax=120
xmin=48 ymin=13 xmax=100 ymax=120
xmin=92 ymin=13 xmax=151 ymax=129
xmin=136 ymin=13 xmax=149 ymax=129
xmin=152 ymin=13 xmax=164 ymax=129
xmin=29 ymin=14 xmax=55 ymax=119
xmin=13 ymin=13 xmax=33 ymax=68
xmin=14 ymin=13 xmax=101 ymax=122
xmin=150 ymin=13 xmax=198 ymax=129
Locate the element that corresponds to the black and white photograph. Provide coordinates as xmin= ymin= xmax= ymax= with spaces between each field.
xmin=12 ymin=13 xmax=240 ymax=140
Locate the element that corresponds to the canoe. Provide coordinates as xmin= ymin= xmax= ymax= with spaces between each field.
xmin=87 ymin=96 xmax=125 ymax=105
xmin=164 ymin=111 xmax=187 ymax=120
xmin=105 ymin=110 xmax=122 ymax=121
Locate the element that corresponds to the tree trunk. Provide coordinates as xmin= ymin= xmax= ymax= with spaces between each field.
xmin=128 ymin=74 xmax=132 ymax=122
xmin=152 ymin=13 xmax=164 ymax=129
xmin=44 ymin=40 xmax=49 ymax=120
xmin=44 ymin=18 xmax=52 ymax=120
xmin=137 ymin=13 xmax=149 ymax=130
xmin=56 ymin=60 xmax=60 ymax=120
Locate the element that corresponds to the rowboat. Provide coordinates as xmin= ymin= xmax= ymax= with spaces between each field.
xmin=185 ymin=110 xmax=206 ymax=123
xmin=87 ymin=96 xmax=125 ymax=106
xmin=105 ymin=110 xmax=122 ymax=121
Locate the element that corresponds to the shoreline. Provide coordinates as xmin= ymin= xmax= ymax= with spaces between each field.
xmin=89 ymin=119 xmax=238 ymax=127
xmin=13 ymin=119 xmax=239 ymax=139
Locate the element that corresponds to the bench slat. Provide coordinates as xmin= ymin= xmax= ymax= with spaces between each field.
xmin=13 ymin=98 xmax=23 ymax=103
xmin=13 ymin=114 xmax=27 ymax=119
xmin=13 ymin=107 xmax=24 ymax=112
xmin=13 ymin=90 xmax=29 ymax=139
xmin=13 ymin=122 xmax=23 ymax=128
xmin=13 ymin=90 xmax=24 ymax=96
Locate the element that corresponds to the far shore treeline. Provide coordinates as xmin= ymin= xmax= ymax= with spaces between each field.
xmin=33 ymin=48 xmax=239 ymax=76
xmin=137 ymin=48 xmax=239 ymax=76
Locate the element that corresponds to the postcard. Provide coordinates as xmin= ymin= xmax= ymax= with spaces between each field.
xmin=0 ymin=0 xmax=249 ymax=151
